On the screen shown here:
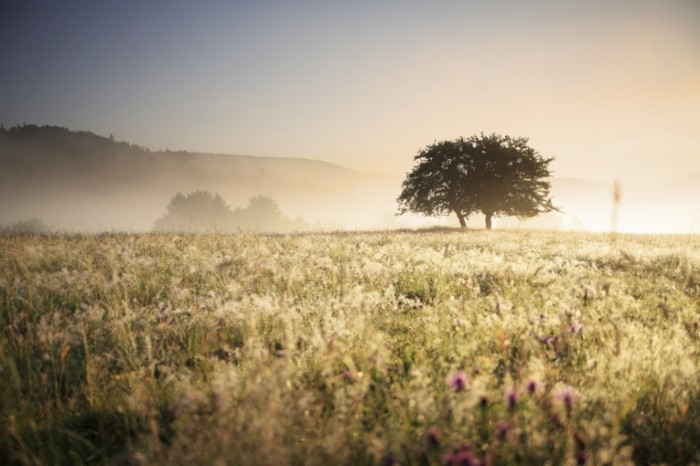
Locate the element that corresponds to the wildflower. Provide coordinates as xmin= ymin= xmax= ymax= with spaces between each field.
xmin=494 ymin=420 xmax=510 ymax=442
xmin=507 ymin=389 xmax=518 ymax=411
xmin=449 ymin=372 xmax=469 ymax=392
xmin=479 ymin=395 xmax=489 ymax=410
xmin=555 ymin=387 xmax=578 ymax=415
xmin=569 ymin=323 xmax=583 ymax=334
xmin=427 ymin=426 xmax=441 ymax=447
xmin=526 ymin=379 xmax=539 ymax=395
xmin=541 ymin=335 xmax=558 ymax=345
xmin=342 ymin=370 xmax=354 ymax=382
xmin=444 ymin=442 xmax=477 ymax=466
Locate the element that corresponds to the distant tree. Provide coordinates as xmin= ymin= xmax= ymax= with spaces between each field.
xmin=398 ymin=134 xmax=559 ymax=230
xmin=154 ymin=190 xmax=233 ymax=232
xmin=235 ymin=195 xmax=307 ymax=231
xmin=154 ymin=192 xmax=308 ymax=233
xmin=244 ymin=196 xmax=282 ymax=229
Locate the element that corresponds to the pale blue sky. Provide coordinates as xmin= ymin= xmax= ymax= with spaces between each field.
xmin=2 ymin=0 xmax=699 ymax=182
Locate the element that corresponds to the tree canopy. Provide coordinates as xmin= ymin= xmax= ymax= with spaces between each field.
xmin=397 ymin=134 xmax=559 ymax=229
xmin=154 ymin=190 xmax=231 ymax=232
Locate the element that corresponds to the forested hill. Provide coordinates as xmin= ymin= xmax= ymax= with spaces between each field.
xmin=0 ymin=125 xmax=402 ymax=231
xmin=0 ymin=124 xmax=393 ymax=188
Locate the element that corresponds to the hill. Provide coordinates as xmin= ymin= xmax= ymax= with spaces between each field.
xmin=0 ymin=125 xmax=402 ymax=231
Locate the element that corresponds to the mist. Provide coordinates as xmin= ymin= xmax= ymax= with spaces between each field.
xmin=0 ymin=125 xmax=403 ymax=232
xmin=1 ymin=125 xmax=697 ymax=235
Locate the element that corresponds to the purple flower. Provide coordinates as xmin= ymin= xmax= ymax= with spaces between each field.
xmin=507 ymin=389 xmax=518 ymax=410
xmin=444 ymin=442 xmax=477 ymax=466
xmin=526 ymin=379 xmax=539 ymax=395
xmin=342 ymin=370 xmax=354 ymax=382
xmin=555 ymin=387 xmax=578 ymax=415
xmin=570 ymin=323 xmax=584 ymax=334
xmin=449 ymin=372 xmax=469 ymax=392
xmin=495 ymin=420 xmax=511 ymax=442
xmin=427 ymin=426 xmax=441 ymax=447
xmin=541 ymin=335 xmax=558 ymax=345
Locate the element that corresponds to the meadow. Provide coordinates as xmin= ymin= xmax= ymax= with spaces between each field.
xmin=1 ymin=230 xmax=698 ymax=465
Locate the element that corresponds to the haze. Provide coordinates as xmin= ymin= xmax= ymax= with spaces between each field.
xmin=1 ymin=1 xmax=699 ymax=233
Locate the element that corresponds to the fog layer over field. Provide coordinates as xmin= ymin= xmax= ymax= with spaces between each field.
xmin=1 ymin=126 xmax=698 ymax=233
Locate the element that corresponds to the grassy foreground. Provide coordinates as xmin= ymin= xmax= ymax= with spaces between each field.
xmin=1 ymin=230 xmax=699 ymax=465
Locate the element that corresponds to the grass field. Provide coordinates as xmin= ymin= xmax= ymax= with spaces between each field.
xmin=1 ymin=230 xmax=699 ymax=465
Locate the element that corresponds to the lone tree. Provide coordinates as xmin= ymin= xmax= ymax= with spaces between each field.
xmin=397 ymin=133 xmax=559 ymax=230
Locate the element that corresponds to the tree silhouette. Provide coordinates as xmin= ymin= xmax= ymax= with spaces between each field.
xmin=398 ymin=134 xmax=559 ymax=230
xmin=154 ymin=190 xmax=233 ymax=232
xmin=240 ymin=195 xmax=284 ymax=230
xmin=154 ymin=192 xmax=308 ymax=232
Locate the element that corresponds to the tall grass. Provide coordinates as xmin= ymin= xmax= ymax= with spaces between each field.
xmin=1 ymin=230 xmax=698 ymax=465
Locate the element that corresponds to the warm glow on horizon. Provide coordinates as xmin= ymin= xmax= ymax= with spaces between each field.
xmin=1 ymin=1 xmax=698 ymax=233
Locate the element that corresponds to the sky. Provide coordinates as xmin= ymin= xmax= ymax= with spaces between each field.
xmin=2 ymin=0 xmax=699 ymax=184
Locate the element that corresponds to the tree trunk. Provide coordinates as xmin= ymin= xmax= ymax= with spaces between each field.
xmin=485 ymin=213 xmax=493 ymax=230
xmin=455 ymin=211 xmax=466 ymax=228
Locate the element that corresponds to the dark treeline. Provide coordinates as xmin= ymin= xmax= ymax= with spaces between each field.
xmin=0 ymin=124 xmax=148 ymax=153
xmin=0 ymin=124 xmax=165 ymax=189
